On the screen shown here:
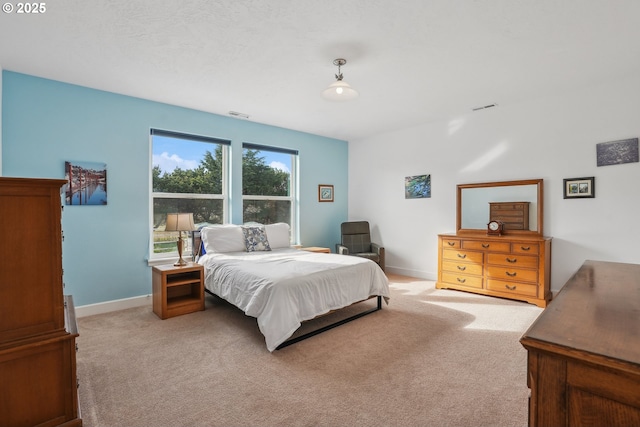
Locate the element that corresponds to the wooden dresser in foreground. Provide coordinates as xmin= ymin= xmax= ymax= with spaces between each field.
xmin=0 ymin=177 xmax=82 ymax=427
xmin=436 ymin=233 xmax=552 ymax=307
xmin=520 ymin=260 xmax=640 ymax=427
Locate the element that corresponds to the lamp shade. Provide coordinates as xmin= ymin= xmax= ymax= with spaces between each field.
xmin=165 ymin=213 xmax=195 ymax=232
xmin=322 ymin=80 xmax=359 ymax=101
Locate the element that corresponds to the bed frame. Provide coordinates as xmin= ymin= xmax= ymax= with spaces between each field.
xmin=276 ymin=295 xmax=383 ymax=350
xmin=205 ymin=290 xmax=383 ymax=350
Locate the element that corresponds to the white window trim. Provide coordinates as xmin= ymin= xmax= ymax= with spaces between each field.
xmin=148 ymin=133 xmax=229 ymax=264
xmin=241 ymin=149 xmax=298 ymax=243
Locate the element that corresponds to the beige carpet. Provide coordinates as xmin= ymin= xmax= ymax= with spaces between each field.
xmin=76 ymin=274 xmax=542 ymax=427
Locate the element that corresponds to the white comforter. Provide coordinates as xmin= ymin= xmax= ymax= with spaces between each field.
xmin=198 ymin=248 xmax=389 ymax=351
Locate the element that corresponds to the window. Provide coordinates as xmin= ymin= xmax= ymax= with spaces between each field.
xmin=151 ymin=129 xmax=229 ymax=259
xmin=242 ymin=143 xmax=298 ymax=239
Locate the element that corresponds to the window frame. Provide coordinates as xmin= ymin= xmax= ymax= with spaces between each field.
xmin=149 ymin=129 xmax=230 ymax=264
xmin=241 ymin=142 xmax=299 ymax=244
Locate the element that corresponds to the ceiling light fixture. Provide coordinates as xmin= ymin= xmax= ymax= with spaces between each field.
xmin=322 ymin=58 xmax=359 ymax=101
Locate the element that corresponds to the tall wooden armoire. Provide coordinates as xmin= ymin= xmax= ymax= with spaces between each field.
xmin=0 ymin=177 xmax=82 ymax=427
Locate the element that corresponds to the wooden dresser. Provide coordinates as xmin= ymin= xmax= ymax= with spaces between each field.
xmin=0 ymin=177 xmax=82 ymax=427
xmin=520 ymin=260 xmax=640 ymax=426
xmin=436 ymin=233 xmax=552 ymax=307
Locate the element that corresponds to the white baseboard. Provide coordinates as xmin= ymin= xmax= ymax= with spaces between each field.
xmin=75 ymin=267 xmax=433 ymax=318
xmin=385 ymin=266 xmax=436 ymax=281
xmin=76 ymin=294 xmax=152 ymax=318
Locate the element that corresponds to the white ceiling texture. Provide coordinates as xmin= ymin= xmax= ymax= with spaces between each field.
xmin=1 ymin=0 xmax=640 ymax=141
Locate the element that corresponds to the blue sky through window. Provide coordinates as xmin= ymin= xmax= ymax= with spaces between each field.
xmin=152 ymin=135 xmax=291 ymax=175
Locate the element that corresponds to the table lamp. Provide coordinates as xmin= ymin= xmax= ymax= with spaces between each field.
xmin=165 ymin=213 xmax=195 ymax=266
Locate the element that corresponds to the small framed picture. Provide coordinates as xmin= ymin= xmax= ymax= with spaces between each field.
xmin=405 ymin=174 xmax=431 ymax=199
xmin=318 ymin=184 xmax=334 ymax=202
xmin=563 ymin=177 xmax=595 ymax=199
xmin=64 ymin=160 xmax=108 ymax=205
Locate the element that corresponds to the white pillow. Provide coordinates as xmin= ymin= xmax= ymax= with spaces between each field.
xmin=201 ymin=225 xmax=245 ymax=253
xmin=264 ymin=223 xmax=291 ymax=249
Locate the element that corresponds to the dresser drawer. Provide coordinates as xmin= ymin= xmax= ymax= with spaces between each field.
xmin=486 ymin=279 xmax=538 ymax=297
xmin=490 ymin=202 xmax=530 ymax=230
xmin=441 ymin=239 xmax=460 ymax=249
xmin=441 ymin=272 xmax=483 ymax=289
xmin=442 ymin=248 xmax=484 ymax=264
xmin=486 ymin=266 xmax=538 ymax=283
xmin=511 ymin=243 xmax=539 ymax=255
xmin=442 ymin=260 xmax=483 ymax=276
xmin=461 ymin=240 xmax=511 ymax=252
xmin=487 ymin=253 xmax=538 ymax=269
xmin=490 ymin=202 xmax=529 ymax=213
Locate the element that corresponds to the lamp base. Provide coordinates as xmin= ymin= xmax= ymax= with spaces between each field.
xmin=174 ymin=232 xmax=189 ymax=267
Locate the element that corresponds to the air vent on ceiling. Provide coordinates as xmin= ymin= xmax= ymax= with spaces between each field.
xmin=229 ymin=111 xmax=250 ymax=119
xmin=472 ymin=103 xmax=498 ymax=112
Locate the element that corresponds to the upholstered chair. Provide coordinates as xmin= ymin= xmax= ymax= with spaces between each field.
xmin=336 ymin=221 xmax=385 ymax=271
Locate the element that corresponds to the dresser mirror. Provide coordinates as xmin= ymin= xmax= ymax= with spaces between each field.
xmin=456 ymin=178 xmax=544 ymax=235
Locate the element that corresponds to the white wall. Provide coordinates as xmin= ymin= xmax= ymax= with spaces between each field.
xmin=349 ymin=73 xmax=640 ymax=292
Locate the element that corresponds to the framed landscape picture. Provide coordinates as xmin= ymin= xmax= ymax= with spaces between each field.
xmin=64 ymin=160 xmax=108 ymax=205
xmin=596 ymin=138 xmax=639 ymax=167
xmin=563 ymin=177 xmax=595 ymax=199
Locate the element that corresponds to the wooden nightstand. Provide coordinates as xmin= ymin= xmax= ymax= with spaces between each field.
xmin=301 ymin=247 xmax=331 ymax=253
xmin=152 ymin=263 xmax=205 ymax=319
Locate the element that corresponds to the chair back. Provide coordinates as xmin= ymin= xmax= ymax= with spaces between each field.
xmin=340 ymin=221 xmax=372 ymax=253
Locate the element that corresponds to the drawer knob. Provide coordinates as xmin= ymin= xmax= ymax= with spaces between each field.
xmin=506 ymin=271 xmax=517 ymax=277
xmin=457 ymin=277 xmax=466 ymax=283
xmin=457 ymin=253 xmax=467 ymax=259
xmin=506 ymin=257 xmax=517 ymax=263
xmin=482 ymin=243 xmax=490 ymax=248
xmin=505 ymin=284 xmax=516 ymax=290
xmin=457 ymin=265 xmax=466 ymax=271
xmin=520 ymin=246 xmax=531 ymax=251
xmin=447 ymin=241 xmax=456 ymax=246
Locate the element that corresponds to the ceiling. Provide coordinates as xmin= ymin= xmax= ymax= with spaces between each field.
xmin=1 ymin=0 xmax=640 ymax=141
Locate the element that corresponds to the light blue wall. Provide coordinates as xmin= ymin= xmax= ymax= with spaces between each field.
xmin=1 ymin=71 xmax=348 ymax=306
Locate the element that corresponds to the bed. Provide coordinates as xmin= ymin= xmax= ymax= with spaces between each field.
xmin=196 ymin=223 xmax=390 ymax=351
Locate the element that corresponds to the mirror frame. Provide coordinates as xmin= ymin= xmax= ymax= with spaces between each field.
xmin=456 ymin=178 xmax=544 ymax=236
